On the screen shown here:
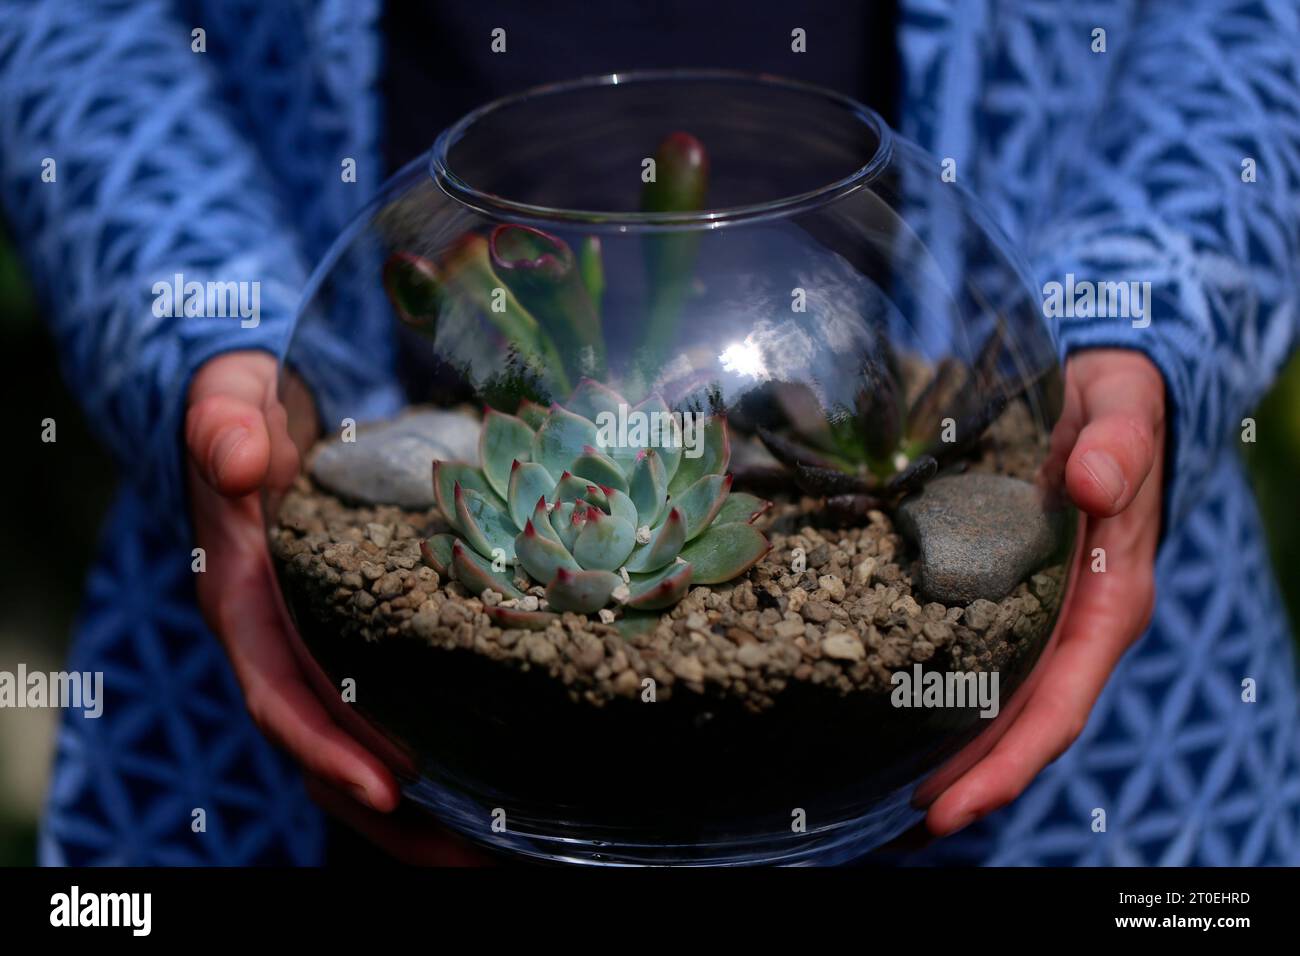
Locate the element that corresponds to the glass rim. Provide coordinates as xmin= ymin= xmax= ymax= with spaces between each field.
xmin=429 ymin=69 xmax=895 ymax=232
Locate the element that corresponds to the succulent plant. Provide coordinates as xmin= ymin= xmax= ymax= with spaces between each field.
xmin=753 ymin=325 xmax=1033 ymax=509
xmin=488 ymin=223 xmax=605 ymax=382
xmin=420 ymin=380 xmax=771 ymax=629
xmin=640 ymin=131 xmax=709 ymax=364
xmin=383 ymin=131 xmax=711 ymax=401
xmin=383 ymin=232 xmax=582 ymax=397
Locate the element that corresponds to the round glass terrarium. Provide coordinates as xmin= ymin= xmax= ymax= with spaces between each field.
xmin=266 ymin=71 xmax=1079 ymax=865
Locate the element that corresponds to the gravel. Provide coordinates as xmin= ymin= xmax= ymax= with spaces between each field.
xmin=270 ymin=471 xmax=1065 ymax=713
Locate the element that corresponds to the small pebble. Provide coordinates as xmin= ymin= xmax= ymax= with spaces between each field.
xmin=804 ymin=601 xmax=833 ymax=623
xmin=670 ymin=656 xmax=705 ymax=683
xmin=963 ymin=599 xmax=999 ymax=631
xmin=822 ymin=632 xmax=865 ymax=662
xmin=818 ymin=574 xmax=846 ymax=603
xmin=773 ymin=619 xmax=806 ymax=639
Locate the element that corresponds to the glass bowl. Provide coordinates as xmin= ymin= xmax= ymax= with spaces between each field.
xmin=266 ymin=71 xmax=1078 ymax=865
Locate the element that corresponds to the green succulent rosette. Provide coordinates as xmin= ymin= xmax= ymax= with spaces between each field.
xmin=421 ymin=379 xmax=771 ymax=629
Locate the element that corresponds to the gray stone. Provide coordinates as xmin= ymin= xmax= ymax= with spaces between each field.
xmin=309 ymin=408 xmax=480 ymax=509
xmin=897 ymin=473 xmax=1061 ymax=605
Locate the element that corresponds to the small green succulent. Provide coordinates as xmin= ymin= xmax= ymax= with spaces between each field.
xmin=420 ymin=380 xmax=771 ymax=628
xmin=756 ymin=325 xmax=1025 ymax=505
xmin=383 ymin=131 xmax=710 ymax=400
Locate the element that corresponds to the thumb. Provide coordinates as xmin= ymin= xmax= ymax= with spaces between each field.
xmin=186 ymin=392 xmax=272 ymax=497
xmin=1064 ymin=353 xmax=1164 ymax=517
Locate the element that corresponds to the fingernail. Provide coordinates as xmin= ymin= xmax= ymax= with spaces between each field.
xmin=348 ymin=783 xmax=375 ymax=810
xmin=1079 ymin=449 xmax=1126 ymax=508
xmin=211 ymin=427 xmax=248 ymax=481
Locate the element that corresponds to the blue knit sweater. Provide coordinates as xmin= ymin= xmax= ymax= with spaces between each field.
xmin=2 ymin=0 xmax=1297 ymax=865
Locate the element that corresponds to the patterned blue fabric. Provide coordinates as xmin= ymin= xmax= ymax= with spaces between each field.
xmin=0 ymin=0 xmax=384 ymax=865
xmin=1 ymin=0 xmax=1297 ymax=865
xmin=38 ymin=493 xmax=325 ymax=865
xmin=894 ymin=0 xmax=1300 ymax=865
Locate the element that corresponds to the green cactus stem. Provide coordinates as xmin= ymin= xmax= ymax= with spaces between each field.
xmin=639 ymin=131 xmax=709 ymax=368
xmin=578 ymin=236 xmax=605 ymax=317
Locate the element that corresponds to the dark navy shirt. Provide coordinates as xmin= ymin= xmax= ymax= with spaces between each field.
xmin=382 ymin=1 xmax=898 ymax=174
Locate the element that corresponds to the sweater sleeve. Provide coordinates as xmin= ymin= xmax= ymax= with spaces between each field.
xmin=0 ymin=1 xmax=312 ymax=535
xmin=1028 ymin=0 xmax=1300 ymax=529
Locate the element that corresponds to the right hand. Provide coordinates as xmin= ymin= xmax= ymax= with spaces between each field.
xmin=185 ymin=351 xmax=403 ymax=812
xmin=185 ymin=351 xmax=484 ymax=864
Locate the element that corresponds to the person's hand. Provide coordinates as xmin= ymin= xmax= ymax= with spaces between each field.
xmin=185 ymin=351 xmax=400 ymax=810
xmin=924 ymin=348 xmax=1165 ymax=836
xmin=185 ymin=352 xmax=485 ymax=864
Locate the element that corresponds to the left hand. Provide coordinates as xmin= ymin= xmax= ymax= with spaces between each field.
xmin=924 ymin=348 xmax=1166 ymax=836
